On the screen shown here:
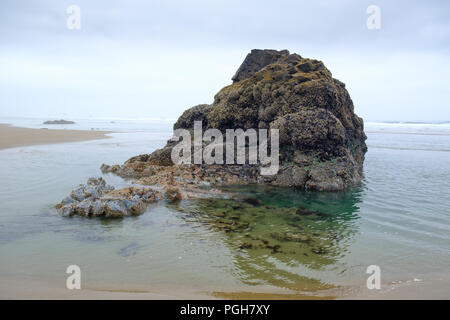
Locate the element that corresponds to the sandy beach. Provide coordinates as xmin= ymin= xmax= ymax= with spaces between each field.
xmin=0 ymin=276 xmax=334 ymax=300
xmin=2 ymin=274 xmax=447 ymax=299
xmin=0 ymin=123 xmax=112 ymax=150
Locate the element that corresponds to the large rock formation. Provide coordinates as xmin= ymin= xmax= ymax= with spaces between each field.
xmin=102 ymin=49 xmax=367 ymax=192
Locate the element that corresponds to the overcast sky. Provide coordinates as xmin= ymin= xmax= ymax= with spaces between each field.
xmin=1 ymin=0 xmax=449 ymax=122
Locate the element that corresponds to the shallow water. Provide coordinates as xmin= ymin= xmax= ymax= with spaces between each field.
xmin=0 ymin=119 xmax=449 ymax=297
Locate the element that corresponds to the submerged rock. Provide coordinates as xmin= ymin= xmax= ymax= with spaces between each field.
xmin=270 ymin=232 xmax=312 ymax=243
xmin=242 ymin=198 xmax=262 ymax=206
xmin=102 ymin=49 xmax=367 ymax=192
xmin=55 ymin=177 xmax=162 ymax=218
xmin=118 ymin=242 xmax=141 ymax=257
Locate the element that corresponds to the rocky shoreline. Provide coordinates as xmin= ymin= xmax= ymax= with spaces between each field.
xmin=57 ymin=49 xmax=367 ymax=217
xmin=55 ymin=177 xmax=162 ymax=217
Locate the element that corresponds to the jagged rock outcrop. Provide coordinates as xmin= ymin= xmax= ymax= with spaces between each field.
xmin=231 ymin=49 xmax=290 ymax=83
xmin=56 ymin=175 xmax=228 ymax=218
xmin=55 ymin=177 xmax=162 ymax=218
xmin=102 ymin=49 xmax=367 ymax=191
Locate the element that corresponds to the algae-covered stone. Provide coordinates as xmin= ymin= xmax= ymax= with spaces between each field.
xmin=56 ymin=177 xmax=160 ymax=218
xmin=103 ymin=49 xmax=367 ymax=191
xmin=104 ymin=200 xmax=128 ymax=218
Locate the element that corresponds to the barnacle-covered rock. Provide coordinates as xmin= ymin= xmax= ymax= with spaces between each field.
xmin=102 ymin=49 xmax=367 ymax=191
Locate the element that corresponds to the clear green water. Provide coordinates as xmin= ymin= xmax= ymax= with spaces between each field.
xmin=0 ymin=120 xmax=449 ymax=297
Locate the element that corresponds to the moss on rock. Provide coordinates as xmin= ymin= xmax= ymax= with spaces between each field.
xmin=105 ymin=49 xmax=367 ymax=191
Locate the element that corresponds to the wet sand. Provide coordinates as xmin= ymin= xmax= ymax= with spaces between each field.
xmin=0 ymin=277 xmax=334 ymax=300
xmin=0 ymin=277 xmax=214 ymax=300
xmin=0 ymin=123 xmax=112 ymax=150
xmin=2 ymin=275 xmax=447 ymax=299
xmin=2 ymin=272 xmax=449 ymax=299
xmin=340 ymin=277 xmax=450 ymax=300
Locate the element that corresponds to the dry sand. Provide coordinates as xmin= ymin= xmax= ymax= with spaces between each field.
xmin=0 ymin=123 xmax=112 ymax=150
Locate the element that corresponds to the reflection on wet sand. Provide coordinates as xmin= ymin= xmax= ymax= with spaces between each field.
xmin=211 ymin=291 xmax=335 ymax=300
xmin=172 ymin=185 xmax=363 ymax=293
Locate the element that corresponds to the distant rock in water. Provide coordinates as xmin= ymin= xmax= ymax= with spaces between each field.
xmin=102 ymin=49 xmax=367 ymax=191
xmin=43 ymin=119 xmax=75 ymax=125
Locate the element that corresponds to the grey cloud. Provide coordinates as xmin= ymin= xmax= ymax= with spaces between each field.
xmin=0 ymin=0 xmax=449 ymax=121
